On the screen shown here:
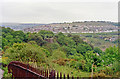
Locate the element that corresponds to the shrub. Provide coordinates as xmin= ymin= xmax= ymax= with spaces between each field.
xmin=2 ymin=67 xmax=12 ymax=78
xmin=3 ymin=43 xmax=47 ymax=66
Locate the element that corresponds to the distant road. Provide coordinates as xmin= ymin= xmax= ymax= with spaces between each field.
xmin=0 ymin=69 xmax=4 ymax=78
xmin=0 ymin=63 xmax=4 ymax=78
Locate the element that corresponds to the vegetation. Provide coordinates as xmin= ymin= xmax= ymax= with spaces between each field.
xmin=70 ymin=32 xmax=118 ymax=51
xmin=1 ymin=27 xmax=120 ymax=77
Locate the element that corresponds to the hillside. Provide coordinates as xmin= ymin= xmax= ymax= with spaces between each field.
xmin=23 ymin=21 xmax=118 ymax=33
xmin=0 ymin=23 xmax=45 ymax=31
xmin=1 ymin=27 xmax=119 ymax=78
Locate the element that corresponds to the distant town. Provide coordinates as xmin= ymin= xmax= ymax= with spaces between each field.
xmin=1 ymin=21 xmax=118 ymax=33
xmin=23 ymin=21 xmax=118 ymax=33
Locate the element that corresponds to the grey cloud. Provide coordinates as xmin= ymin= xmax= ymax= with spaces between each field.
xmin=1 ymin=2 xmax=118 ymax=23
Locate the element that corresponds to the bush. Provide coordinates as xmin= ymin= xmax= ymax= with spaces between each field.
xmin=62 ymin=46 xmax=77 ymax=56
xmin=3 ymin=43 xmax=48 ymax=66
xmin=2 ymin=67 xmax=12 ymax=78
xmin=51 ymin=49 xmax=66 ymax=60
xmin=93 ymin=47 xmax=102 ymax=54
xmin=112 ymin=61 xmax=120 ymax=73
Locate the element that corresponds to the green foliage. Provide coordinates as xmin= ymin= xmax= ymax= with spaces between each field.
xmin=102 ymin=46 xmax=119 ymax=65
xmin=67 ymin=33 xmax=72 ymax=37
xmin=2 ymin=27 xmax=14 ymax=34
xmin=2 ymin=67 xmax=12 ymax=78
xmin=51 ymin=49 xmax=66 ymax=60
xmin=71 ymin=35 xmax=84 ymax=45
xmin=68 ymin=53 xmax=84 ymax=60
xmin=42 ymin=43 xmax=60 ymax=54
xmin=28 ymin=41 xmax=37 ymax=45
xmin=1 ymin=27 xmax=119 ymax=77
xmin=65 ymin=37 xmax=76 ymax=48
xmin=84 ymin=51 xmax=102 ymax=66
xmin=2 ymin=38 xmax=8 ymax=49
xmin=2 ymin=27 xmax=27 ymax=48
xmin=112 ymin=61 xmax=120 ymax=73
xmin=38 ymin=30 xmax=54 ymax=39
xmin=62 ymin=46 xmax=77 ymax=56
xmin=93 ymin=47 xmax=102 ymax=54
xmin=76 ymin=44 xmax=92 ymax=54
xmin=28 ymin=33 xmax=46 ymax=46
xmin=3 ymin=43 xmax=48 ymax=65
xmin=56 ymin=33 xmax=76 ymax=48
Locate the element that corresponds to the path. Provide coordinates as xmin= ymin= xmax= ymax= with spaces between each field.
xmin=0 ymin=63 xmax=4 ymax=78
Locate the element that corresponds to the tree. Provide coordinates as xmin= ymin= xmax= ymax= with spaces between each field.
xmin=2 ymin=27 xmax=28 ymax=48
xmin=67 ymin=33 xmax=72 ymax=37
xmin=72 ymin=35 xmax=84 ymax=45
xmin=56 ymin=33 xmax=75 ymax=48
xmin=28 ymin=33 xmax=46 ymax=46
xmin=38 ymin=30 xmax=54 ymax=39
xmin=50 ymin=49 xmax=66 ymax=60
xmin=84 ymin=51 xmax=102 ymax=71
xmin=43 ymin=42 xmax=60 ymax=54
xmin=102 ymin=46 xmax=119 ymax=65
xmin=3 ymin=43 xmax=48 ymax=65
xmin=93 ymin=47 xmax=102 ymax=54
xmin=76 ymin=44 xmax=92 ymax=54
xmin=62 ymin=46 xmax=77 ymax=56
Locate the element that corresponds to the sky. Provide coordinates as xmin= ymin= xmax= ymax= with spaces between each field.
xmin=0 ymin=0 xmax=119 ymax=23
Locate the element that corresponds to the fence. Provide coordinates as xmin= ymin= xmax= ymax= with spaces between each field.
xmin=8 ymin=61 xmax=80 ymax=79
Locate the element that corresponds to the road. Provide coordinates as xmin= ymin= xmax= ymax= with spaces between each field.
xmin=0 ymin=68 xmax=4 ymax=78
xmin=0 ymin=63 xmax=4 ymax=78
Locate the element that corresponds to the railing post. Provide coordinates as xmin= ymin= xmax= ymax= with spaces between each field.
xmin=64 ymin=73 xmax=65 ymax=79
xmin=49 ymin=70 xmax=55 ymax=79
xmin=54 ymin=70 xmax=55 ymax=79
xmin=72 ymin=76 xmax=74 ymax=79
xmin=67 ymin=74 xmax=69 ymax=79
xmin=57 ymin=71 xmax=59 ymax=79
xmin=45 ymin=69 xmax=46 ymax=77
xmin=47 ymin=69 xmax=48 ymax=78
xmin=60 ymin=72 xmax=62 ymax=79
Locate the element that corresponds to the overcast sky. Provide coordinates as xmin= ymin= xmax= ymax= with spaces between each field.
xmin=0 ymin=0 xmax=119 ymax=23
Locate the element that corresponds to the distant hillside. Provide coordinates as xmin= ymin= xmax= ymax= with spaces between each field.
xmin=50 ymin=21 xmax=118 ymax=27
xmin=0 ymin=23 xmax=45 ymax=31
xmin=23 ymin=21 xmax=118 ymax=33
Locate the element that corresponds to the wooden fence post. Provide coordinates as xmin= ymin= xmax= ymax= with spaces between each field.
xmin=67 ymin=74 xmax=69 ymax=79
xmin=47 ymin=69 xmax=48 ymax=78
xmin=72 ymin=76 xmax=74 ymax=79
xmin=57 ymin=71 xmax=59 ymax=79
xmin=64 ymin=73 xmax=65 ymax=79
xmin=60 ymin=72 xmax=62 ymax=79
xmin=54 ymin=70 xmax=55 ymax=79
